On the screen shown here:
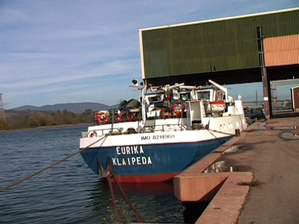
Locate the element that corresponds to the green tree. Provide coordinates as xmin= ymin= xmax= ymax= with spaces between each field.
xmin=0 ymin=119 xmax=9 ymax=130
xmin=4 ymin=108 xmax=95 ymax=130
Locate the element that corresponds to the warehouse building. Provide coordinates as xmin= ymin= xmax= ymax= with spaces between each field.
xmin=139 ymin=7 xmax=299 ymax=118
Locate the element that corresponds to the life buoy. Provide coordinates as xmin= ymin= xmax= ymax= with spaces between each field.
xmin=95 ymin=112 xmax=109 ymax=124
xmin=210 ymin=101 xmax=226 ymax=113
xmin=119 ymin=112 xmax=125 ymax=122
xmin=126 ymin=111 xmax=135 ymax=121
xmin=173 ymin=103 xmax=185 ymax=117
xmin=88 ymin=131 xmax=97 ymax=138
xmin=160 ymin=107 xmax=171 ymax=119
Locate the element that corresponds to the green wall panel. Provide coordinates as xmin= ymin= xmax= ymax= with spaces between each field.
xmin=141 ymin=8 xmax=299 ymax=79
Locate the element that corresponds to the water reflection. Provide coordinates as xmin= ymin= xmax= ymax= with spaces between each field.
xmin=87 ymin=180 xmax=184 ymax=223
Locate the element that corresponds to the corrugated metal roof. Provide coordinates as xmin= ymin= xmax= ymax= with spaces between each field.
xmin=140 ymin=7 xmax=299 ymax=83
xmin=140 ymin=7 xmax=299 ymax=31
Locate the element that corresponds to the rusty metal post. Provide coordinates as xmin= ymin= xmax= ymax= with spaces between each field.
xmin=257 ymin=26 xmax=272 ymax=119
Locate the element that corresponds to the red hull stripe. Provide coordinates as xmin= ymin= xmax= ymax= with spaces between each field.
xmin=107 ymin=173 xmax=179 ymax=183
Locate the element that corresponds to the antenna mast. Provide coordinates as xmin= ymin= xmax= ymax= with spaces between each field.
xmin=0 ymin=93 xmax=6 ymax=121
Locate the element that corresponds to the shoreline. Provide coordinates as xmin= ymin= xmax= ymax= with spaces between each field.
xmin=0 ymin=123 xmax=92 ymax=133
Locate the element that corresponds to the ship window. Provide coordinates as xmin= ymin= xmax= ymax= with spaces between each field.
xmin=197 ymin=91 xmax=210 ymax=100
xmin=217 ymin=91 xmax=224 ymax=101
xmin=149 ymin=96 xmax=159 ymax=103
xmin=181 ymin=93 xmax=191 ymax=101
xmin=146 ymin=94 xmax=164 ymax=104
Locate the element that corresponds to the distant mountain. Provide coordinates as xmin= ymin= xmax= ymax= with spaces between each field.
xmin=10 ymin=102 xmax=119 ymax=113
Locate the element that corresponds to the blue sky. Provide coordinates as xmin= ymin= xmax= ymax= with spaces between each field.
xmin=1 ymin=0 xmax=298 ymax=109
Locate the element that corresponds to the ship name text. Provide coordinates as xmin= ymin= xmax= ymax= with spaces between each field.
xmin=112 ymin=146 xmax=152 ymax=166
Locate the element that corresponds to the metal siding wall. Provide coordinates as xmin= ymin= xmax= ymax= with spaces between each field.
xmin=142 ymin=29 xmax=170 ymax=78
xmin=256 ymin=11 xmax=299 ymax=37
xmin=264 ymin=34 xmax=299 ymax=66
xmin=141 ymin=9 xmax=299 ymax=79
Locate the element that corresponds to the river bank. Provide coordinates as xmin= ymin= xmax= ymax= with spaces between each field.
xmin=0 ymin=123 xmax=91 ymax=133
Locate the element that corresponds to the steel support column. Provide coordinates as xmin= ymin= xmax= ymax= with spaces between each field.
xmin=257 ymin=26 xmax=272 ymax=119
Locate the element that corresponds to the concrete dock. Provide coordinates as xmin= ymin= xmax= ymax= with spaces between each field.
xmin=174 ymin=114 xmax=299 ymax=224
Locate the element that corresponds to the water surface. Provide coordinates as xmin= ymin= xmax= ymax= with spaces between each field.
xmin=0 ymin=126 xmax=183 ymax=223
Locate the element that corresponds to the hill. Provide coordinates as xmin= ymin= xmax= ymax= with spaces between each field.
xmin=10 ymin=102 xmax=119 ymax=113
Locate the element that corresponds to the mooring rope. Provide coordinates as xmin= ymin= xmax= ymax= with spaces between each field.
xmin=107 ymin=170 xmax=145 ymax=223
xmin=208 ymin=128 xmax=237 ymax=136
xmin=206 ymin=113 xmax=239 ymax=145
xmin=207 ymin=126 xmax=241 ymax=145
xmin=87 ymin=135 xmax=108 ymax=166
xmin=0 ymin=135 xmax=107 ymax=194
xmin=207 ymin=129 xmax=226 ymax=144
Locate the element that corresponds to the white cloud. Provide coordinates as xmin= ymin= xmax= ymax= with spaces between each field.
xmin=0 ymin=0 xmax=298 ymax=109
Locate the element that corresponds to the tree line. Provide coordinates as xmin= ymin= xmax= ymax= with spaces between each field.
xmin=0 ymin=109 xmax=94 ymax=131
